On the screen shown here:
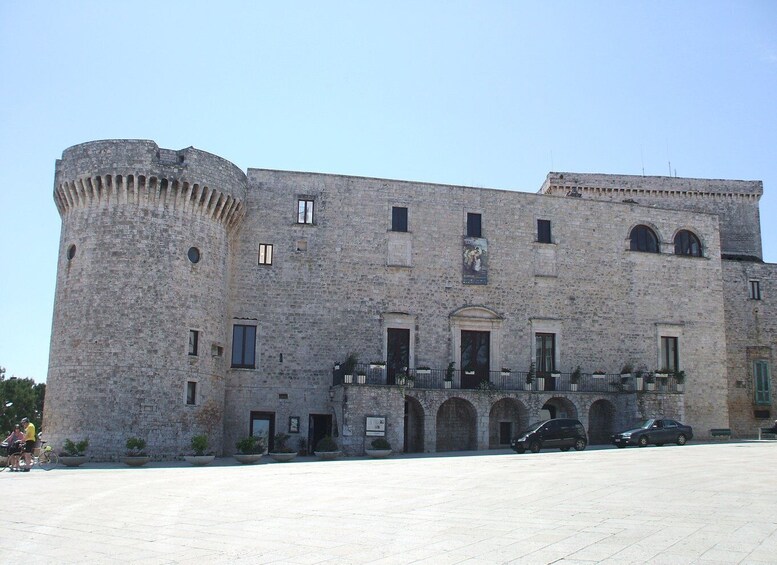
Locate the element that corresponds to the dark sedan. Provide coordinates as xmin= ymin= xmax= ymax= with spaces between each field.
xmin=611 ymin=418 xmax=693 ymax=448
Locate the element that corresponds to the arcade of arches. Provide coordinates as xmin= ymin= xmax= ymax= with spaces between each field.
xmin=403 ymin=393 xmax=619 ymax=452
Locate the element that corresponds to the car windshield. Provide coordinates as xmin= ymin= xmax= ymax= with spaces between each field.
xmin=519 ymin=421 xmax=547 ymax=435
xmin=631 ymin=419 xmax=655 ymax=429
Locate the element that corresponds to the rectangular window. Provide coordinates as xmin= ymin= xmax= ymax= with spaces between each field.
xmin=392 ymin=206 xmax=408 ymax=232
xmin=660 ymin=336 xmax=678 ymax=372
xmin=258 ymin=244 xmax=273 ymax=265
xmin=186 ymin=381 xmax=197 ymax=405
xmin=188 ymin=330 xmax=199 ymax=356
xmin=755 ymin=360 xmax=770 ymax=404
xmin=749 ymin=280 xmax=761 ymax=300
xmin=535 ymin=333 xmax=555 ymax=374
xmin=467 ymin=213 xmax=482 ymax=237
xmin=537 ymin=219 xmax=552 ymax=244
xmin=231 ymin=324 xmax=257 ymax=369
xmin=297 ymin=199 xmax=314 ymax=224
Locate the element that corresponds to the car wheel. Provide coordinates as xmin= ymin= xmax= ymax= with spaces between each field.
xmin=574 ymin=439 xmax=587 ymax=451
xmin=560 ymin=447 xmax=570 ymax=452
xmin=676 ymin=434 xmax=687 ymax=446
xmin=514 ymin=445 xmax=525 ymax=454
xmin=529 ymin=442 xmax=541 ymax=453
xmin=638 ymin=435 xmax=649 ymax=447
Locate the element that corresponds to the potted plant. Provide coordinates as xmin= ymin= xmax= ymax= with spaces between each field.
xmin=342 ymin=352 xmax=358 ymax=384
xmin=634 ymin=368 xmax=645 ymax=391
xmin=444 ymin=362 xmax=454 ymax=388
xmin=234 ymin=436 xmax=264 ymax=464
xmin=184 ymin=434 xmax=215 ymax=466
xmin=416 ymin=366 xmax=431 ymax=375
xmin=569 ymin=366 xmax=581 ymax=392
xmin=60 ymin=438 xmax=89 ymax=467
xmin=269 ymin=432 xmax=297 ymax=462
xmin=369 ymin=361 xmax=386 ymax=370
xmin=313 ymin=436 xmax=341 ymax=460
xmin=356 ymin=369 xmax=367 ymax=384
xmin=396 ymin=367 xmax=414 ymax=388
xmin=674 ymin=369 xmax=686 ymax=392
xmin=592 ymin=370 xmax=606 ymax=378
xmin=500 ymin=367 xmax=511 ymax=377
xmin=525 ymin=362 xmax=535 ymax=391
xmin=644 ymin=372 xmax=656 ymax=391
xmin=620 ymin=363 xmax=634 ymax=378
xmin=365 ymin=437 xmax=392 ymax=458
xmin=123 ymin=437 xmax=150 ymax=467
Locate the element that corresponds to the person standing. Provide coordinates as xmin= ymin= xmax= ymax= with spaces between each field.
xmin=20 ymin=417 xmax=36 ymax=472
xmin=3 ymin=424 xmax=24 ymax=471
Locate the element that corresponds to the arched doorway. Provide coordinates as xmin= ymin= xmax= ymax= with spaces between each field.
xmin=404 ymin=396 xmax=425 ymax=453
xmin=488 ymin=398 xmax=528 ymax=448
xmin=588 ymin=399 xmax=616 ymax=444
xmin=436 ymin=398 xmax=477 ymax=451
xmin=540 ymin=397 xmax=577 ymax=421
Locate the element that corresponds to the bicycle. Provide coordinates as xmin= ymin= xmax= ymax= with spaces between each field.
xmin=17 ymin=442 xmax=59 ymax=471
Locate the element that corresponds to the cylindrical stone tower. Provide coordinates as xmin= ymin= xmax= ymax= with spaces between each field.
xmin=44 ymin=140 xmax=247 ymax=459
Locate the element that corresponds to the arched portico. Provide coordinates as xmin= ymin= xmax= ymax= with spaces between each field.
xmin=588 ymin=399 xmax=616 ymax=444
xmin=540 ymin=396 xmax=578 ymax=420
xmin=436 ymin=397 xmax=477 ymax=451
xmin=488 ymin=397 xmax=528 ymax=448
xmin=404 ymin=396 xmax=425 ymax=453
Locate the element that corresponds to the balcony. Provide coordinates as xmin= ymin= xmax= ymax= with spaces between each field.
xmin=332 ymin=365 xmax=684 ymax=394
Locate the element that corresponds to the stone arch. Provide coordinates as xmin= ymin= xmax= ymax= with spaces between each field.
xmin=436 ymin=397 xmax=477 ymax=452
xmin=488 ymin=397 xmax=528 ymax=448
xmin=404 ymin=396 xmax=425 ymax=453
xmin=588 ymin=399 xmax=616 ymax=444
xmin=540 ymin=396 xmax=578 ymax=420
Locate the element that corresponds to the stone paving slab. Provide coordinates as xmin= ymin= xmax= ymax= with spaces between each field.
xmin=2 ymin=442 xmax=776 ymax=564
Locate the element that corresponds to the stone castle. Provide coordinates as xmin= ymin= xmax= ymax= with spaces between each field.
xmin=42 ymin=140 xmax=775 ymax=458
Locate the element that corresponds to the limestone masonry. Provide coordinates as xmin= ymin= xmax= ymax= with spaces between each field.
xmin=43 ymin=140 xmax=776 ymax=459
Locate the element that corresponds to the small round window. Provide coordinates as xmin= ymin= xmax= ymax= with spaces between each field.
xmin=187 ymin=247 xmax=201 ymax=264
xmin=66 ymin=244 xmax=76 ymax=261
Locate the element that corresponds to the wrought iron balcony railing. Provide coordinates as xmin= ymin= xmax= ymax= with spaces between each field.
xmin=332 ymin=364 xmax=684 ymax=394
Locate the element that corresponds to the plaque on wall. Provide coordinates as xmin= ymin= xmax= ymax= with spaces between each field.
xmin=463 ymin=236 xmax=488 ymax=285
xmin=365 ymin=415 xmax=386 ymax=437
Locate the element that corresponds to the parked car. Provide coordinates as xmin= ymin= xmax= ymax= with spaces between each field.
xmin=611 ymin=418 xmax=693 ymax=448
xmin=511 ymin=418 xmax=588 ymax=454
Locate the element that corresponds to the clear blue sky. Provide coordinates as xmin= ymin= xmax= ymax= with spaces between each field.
xmin=1 ymin=1 xmax=776 ymax=382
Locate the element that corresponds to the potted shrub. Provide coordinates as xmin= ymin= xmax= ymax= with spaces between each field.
xmin=396 ymin=367 xmax=414 ymax=387
xmin=269 ymin=432 xmax=297 ymax=462
xmin=444 ymin=362 xmax=454 ymax=388
xmin=525 ymin=362 xmax=535 ymax=391
xmin=356 ymin=369 xmax=367 ymax=384
xmin=674 ymin=369 xmax=686 ymax=392
xmin=369 ymin=361 xmax=386 ymax=371
xmin=592 ymin=370 xmax=606 ymax=378
xmin=234 ymin=436 xmax=264 ymax=464
xmin=123 ymin=437 xmax=150 ymax=467
xmin=416 ymin=366 xmax=431 ymax=375
xmin=620 ymin=363 xmax=634 ymax=378
xmin=184 ymin=434 xmax=215 ymax=466
xmin=644 ymin=372 xmax=656 ymax=391
xmin=365 ymin=437 xmax=392 ymax=458
xmin=500 ymin=367 xmax=511 ymax=377
xmin=60 ymin=438 xmax=89 ymax=467
xmin=569 ymin=366 xmax=581 ymax=392
xmin=314 ymin=436 xmax=341 ymax=460
xmin=634 ymin=367 xmax=646 ymax=391
xmin=342 ymin=352 xmax=358 ymax=384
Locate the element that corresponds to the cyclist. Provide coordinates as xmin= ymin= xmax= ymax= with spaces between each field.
xmin=20 ymin=417 xmax=36 ymax=472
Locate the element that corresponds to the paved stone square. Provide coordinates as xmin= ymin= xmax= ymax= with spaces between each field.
xmin=3 ymin=442 xmax=776 ymax=564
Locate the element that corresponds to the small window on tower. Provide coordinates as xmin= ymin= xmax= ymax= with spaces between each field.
xmin=537 ymin=220 xmax=552 ymax=244
xmin=258 ymin=244 xmax=273 ymax=265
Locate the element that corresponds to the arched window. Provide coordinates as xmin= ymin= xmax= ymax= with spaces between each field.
xmin=629 ymin=225 xmax=659 ymax=253
xmin=674 ymin=230 xmax=702 ymax=257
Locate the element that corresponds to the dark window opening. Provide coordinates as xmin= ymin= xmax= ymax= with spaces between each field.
xmin=188 ymin=247 xmax=201 ymax=263
xmin=188 ymin=330 xmax=199 ymax=356
xmin=674 ymin=230 xmax=702 ymax=257
xmin=467 ymin=213 xmax=482 ymax=237
xmin=186 ymin=381 xmax=197 ymax=405
xmin=535 ymin=333 xmax=556 ymax=374
xmin=392 ymin=206 xmax=408 ymax=232
xmin=755 ymin=360 xmax=770 ymax=404
xmin=660 ymin=336 xmax=678 ymax=372
xmin=537 ymin=219 xmax=552 ymax=244
xmin=630 ymin=225 xmax=659 ymax=253
xmin=749 ymin=280 xmax=761 ymax=300
xmin=66 ymin=244 xmax=76 ymax=260
xmin=231 ymin=324 xmax=257 ymax=369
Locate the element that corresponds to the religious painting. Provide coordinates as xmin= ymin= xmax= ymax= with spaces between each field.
xmin=463 ymin=236 xmax=488 ymax=285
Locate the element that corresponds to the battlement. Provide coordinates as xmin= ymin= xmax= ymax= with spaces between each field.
xmin=53 ymin=140 xmax=248 ymax=229
xmin=540 ymin=172 xmax=763 ymax=201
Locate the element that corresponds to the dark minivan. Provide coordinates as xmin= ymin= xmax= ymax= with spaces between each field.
xmin=511 ymin=418 xmax=588 ymax=454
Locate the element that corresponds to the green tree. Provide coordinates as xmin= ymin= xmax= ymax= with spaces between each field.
xmin=0 ymin=366 xmax=46 ymax=437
